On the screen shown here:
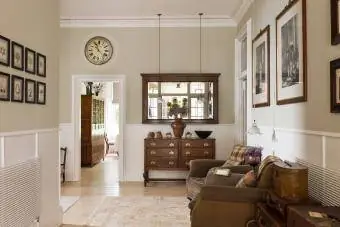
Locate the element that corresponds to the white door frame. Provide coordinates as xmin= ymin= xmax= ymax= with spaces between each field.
xmin=234 ymin=19 xmax=253 ymax=144
xmin=71 ymin=74 xmax=127 ymax=181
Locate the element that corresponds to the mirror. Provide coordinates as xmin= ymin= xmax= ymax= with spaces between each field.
xmin=141 ymin=73 xmax=219 ymax=124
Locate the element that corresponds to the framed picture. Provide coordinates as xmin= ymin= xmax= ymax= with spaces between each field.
xmin=25 ymin=79 xmax=36 ymax=103
xmin=36 ymin=81 xmax=46 ymax=105
xmin=0 ymin=71 xmax=10 ymax=101
xmin=252 ymin=25 xmax=270 ymax=108
xmin=331 ymin=0 xmax=340 ymax=45
xmin=36 ymin=53 xmax=46 ymax=77
xmin=11 ymin=75 xmax=24 ymax=102
xmin=330 ymin=58 xmax=340 ymax=113
xmin=0 ymin=35 xmax=10 ymax=67
xmin=25 ymin=48 xmax=36 ymax=74
xmin=276 ymin=0 xmax=307 ymax=105
xmin=11 ymin=41 xmax=24 ymax=70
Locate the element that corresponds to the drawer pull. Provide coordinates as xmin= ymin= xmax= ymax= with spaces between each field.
xmin=150 ymin=150 xmax=156 ymax=155
xmin=203 ymin=143 xmax=210 ymax=147
xmin=185 ymin=151 xmax=191 ymax=156
xmin=204 ymin=151 xmax=209 ymax=155
xmin=185 ymin=143 xmax=191 ymax=147
xmin=169 ymin=142 xmax=175 ymax=147
xmin=150 ymin=142 xmax=156 ymax=146
xmin=150 ymin=161 xmax=156 ymax=165
xmin=169 ymin=151 xmax=175 ymax=155
xmin=169 ymin=161 xmax=175 ymax=165
xmin=185 ymin=161 xmax=190 ymax=166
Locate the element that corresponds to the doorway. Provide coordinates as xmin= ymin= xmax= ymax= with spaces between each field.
xmin=234 ymin=19 xmax=252 ymax=145
xmin=71 ymin=75 xmax=126 ymax=182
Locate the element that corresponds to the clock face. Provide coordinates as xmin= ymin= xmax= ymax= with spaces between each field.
xmin=85 ymin=36 xmax=113 ymax=65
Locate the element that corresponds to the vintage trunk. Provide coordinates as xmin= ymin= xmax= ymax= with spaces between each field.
xmin=272 ymin=161 xmax=308 ymax=202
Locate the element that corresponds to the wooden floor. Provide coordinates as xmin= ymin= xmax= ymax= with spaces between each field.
xmin=61 ymin=155 xmax=186 ymax=197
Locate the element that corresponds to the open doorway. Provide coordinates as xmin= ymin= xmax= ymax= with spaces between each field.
xmin=72 ymin=75 xmax=126 ymax=183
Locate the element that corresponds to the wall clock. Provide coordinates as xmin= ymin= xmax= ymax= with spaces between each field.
xmin=84 ymin=36 xmax=113 ymax=65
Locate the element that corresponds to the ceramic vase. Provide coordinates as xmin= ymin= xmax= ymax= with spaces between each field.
xmin=171 ymin=118 xmax=186 ymax=138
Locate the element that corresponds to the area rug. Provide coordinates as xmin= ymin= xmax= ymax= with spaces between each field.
xmin=86 ymin=196 xmax=190 ymax=227
xmin=60 ymin=196 xmax=80 ymax=213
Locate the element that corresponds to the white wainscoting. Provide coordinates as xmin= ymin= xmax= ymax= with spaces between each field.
xmin=61 ymin=123 xmax=236 ymax=182
xmin=247 ymin=126 xmax=340 ymax=172
xmin=0 ymin=128 xmax=62 ymax=227
xmin=125 ymin=124 xmax=236 ymax=181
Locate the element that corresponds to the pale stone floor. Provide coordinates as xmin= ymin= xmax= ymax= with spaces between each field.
xmin=61 ymin=155 xmax=187 ymax=226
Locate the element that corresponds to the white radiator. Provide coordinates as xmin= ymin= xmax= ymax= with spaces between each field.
xmin=297 ymin=158 xmax=340 ymax=206
xmin=0 ymin=158 xmax=41 ymax=227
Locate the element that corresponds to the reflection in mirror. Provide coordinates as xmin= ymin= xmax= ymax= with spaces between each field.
xmin=142 ymin=74 xmax=219 ymax=124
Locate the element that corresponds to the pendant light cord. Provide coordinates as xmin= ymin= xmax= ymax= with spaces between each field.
xmin=199 ymin=13 xmax=203 ymax=74
xmin=157 ymin=14 xmax=162 ymax=75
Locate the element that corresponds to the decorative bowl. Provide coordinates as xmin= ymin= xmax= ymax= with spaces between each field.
xmin=194 ymin=130 xmax=212 ymax=139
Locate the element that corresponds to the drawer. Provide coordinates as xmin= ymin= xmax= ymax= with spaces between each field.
xmin=145 ymin=139 xmax=178 ymax=148
xmin=181 ymin=148 xmax=213 ymax=158
xmin=256 ymin=203 xmax=286 ymax=227
xmin=181 ymin=139 xmax=214 ymax=148
xmin=146 ymin=148 xmax=178 ymax=158
xmin=146 ymin=157 xmax=178 ymax=169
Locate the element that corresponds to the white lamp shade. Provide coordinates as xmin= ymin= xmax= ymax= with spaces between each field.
xmin=248 ymin=120 xmax=262 ymax=135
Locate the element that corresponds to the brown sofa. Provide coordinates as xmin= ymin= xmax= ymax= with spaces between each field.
xmin=189 ymin=155 xmax=283 ymax=227
xmin=186 ymin=144 xmax=256 ymax=200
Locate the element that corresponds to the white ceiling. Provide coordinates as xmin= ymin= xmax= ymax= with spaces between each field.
xmin=60 ymin=0 xmax=247 ymax=19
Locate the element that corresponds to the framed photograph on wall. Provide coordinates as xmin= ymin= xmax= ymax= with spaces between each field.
xmin=252 ymin=25 xmax=270 ymax=108
xmin=25 ymin=48 xmax=36 ymax=74
xmin=0 ymin=35 xmax=10 ymax=67
xmin=276 ymin=0 xmax=307 ymax=105
xmin=25 ymin=79 xmax=36 ymax=103
xmin=0 ymin=71 xmax=10 ymax=101
xmin=11 ymin=41 xmax=24 ymax=71
xmin=330 ymin=58 xmax=340 ymax=113
xmin=36 ymin=81 xmax=46 ymax=105
xmin=331 ymin=0 xmax=340 ymax=45
xmin=37 ymin=53 xmax=46 ymax=77
xmin=11 ymin=75 xmax=24 ymax=102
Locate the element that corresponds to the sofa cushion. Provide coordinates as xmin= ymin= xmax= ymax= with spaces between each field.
xmin=186 ymin=177 xmax=205 ymax=200
xmin=222 ymin=144 xmax=249 ymax=166
xmin=205 ymin=167 xmax=244 ymax=186
xmin=235 ymin=170 xmax=257 ymax=188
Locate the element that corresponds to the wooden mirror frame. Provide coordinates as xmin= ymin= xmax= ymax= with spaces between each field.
xmin=331 ymin=0 xmax=340 ymax=45
xmin=141 ymin=73 xmax=220 ymax=124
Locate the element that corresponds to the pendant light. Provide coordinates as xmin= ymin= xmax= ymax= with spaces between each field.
xmin=157 ymin=13 xmax=162 ymax=75
xmin=248 ymin=101 xmax=262 ymax=135
xmin=199 ymin=13 xmax=203 ymax=74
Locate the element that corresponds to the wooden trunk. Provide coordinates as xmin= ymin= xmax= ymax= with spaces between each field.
xmin=272 ymin=161 xmax=308 ymax=202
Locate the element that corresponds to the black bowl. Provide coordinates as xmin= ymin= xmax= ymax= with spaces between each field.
xmin=194 ymin=130 xmax=212 ymax=139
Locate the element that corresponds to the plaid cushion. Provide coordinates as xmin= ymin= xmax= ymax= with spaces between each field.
xmin=235 ymin=170 xmax=256 ymax=188
xmin=222 ymin=144 xmax=248 ymax=167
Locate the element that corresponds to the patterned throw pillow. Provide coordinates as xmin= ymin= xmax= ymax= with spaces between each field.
xmin=222 ymin=144 xmax=248 ymax=167
xmin=235 ymin=170 xmax=257 ymax=188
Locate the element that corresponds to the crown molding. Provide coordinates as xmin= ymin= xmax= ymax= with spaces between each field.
xmin=233 ymin=0 xmax=255 ymax=24
xmin=60 ymin=15 xmax=237 ymax=28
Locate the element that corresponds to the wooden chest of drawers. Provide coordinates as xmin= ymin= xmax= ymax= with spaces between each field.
xmin=143 ymin=138 xmax=215 ymax=186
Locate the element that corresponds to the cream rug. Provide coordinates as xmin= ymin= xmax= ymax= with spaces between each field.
xmin=86 ymin=196 xmax=190 ymax=227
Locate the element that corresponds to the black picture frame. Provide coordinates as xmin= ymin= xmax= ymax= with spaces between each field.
xmin=252 ymin=25 xmax=271 ymax=108
xmin=11 ymin=75 xmax=24 ymax=103
xmin=0 ymin=71 xmax=10 ymax=101
xmin=11 ymin=41 xmax=24 ymax=71
xmin=276 ymin=0 xmax=307 ymax=105
xmin=331 ymin=0 xmax=340 ymax=45
xmin=36 ymin=81 xmax=46 ymax=105
xmin=25 ymin=48 xmax=36 ymax=74
xmin=0 ymin=35 xmax=10 ymax=67
xmin=330 ymin=58 xmax=340 ymax=113
xmin=25 ymin=78 xmax=36 ymax=103
xmin=36 ymin=53 xmax=46 ymax=77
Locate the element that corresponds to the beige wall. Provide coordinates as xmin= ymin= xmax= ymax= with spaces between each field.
xmin=60 ymin=27 xmax=237 ymax=124
xmin=239 ymin=0 xmax=340 ymax=132
xmin=0 ymin=0 xmax=59 ymax=132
